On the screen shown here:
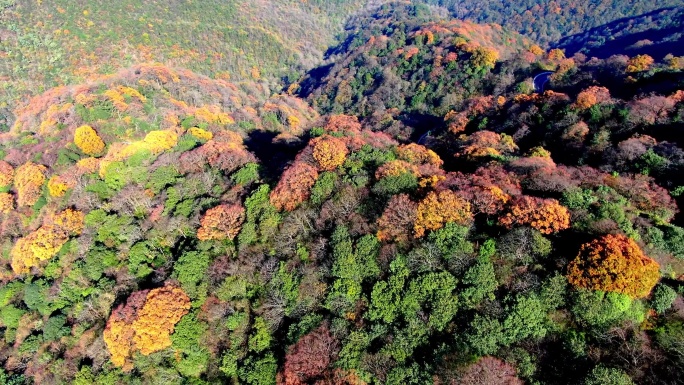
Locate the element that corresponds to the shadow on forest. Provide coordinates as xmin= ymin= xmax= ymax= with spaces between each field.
xmin=555 ymin=7 xmax=684 ymax=58
xmin=243 ymin=130 xmax=309 ymax=184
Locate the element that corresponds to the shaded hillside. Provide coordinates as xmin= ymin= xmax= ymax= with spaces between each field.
xmin=555 ymin=7 xmax=684 ymax=59
xmin=419 ymin=0 xmax=684 ymax=46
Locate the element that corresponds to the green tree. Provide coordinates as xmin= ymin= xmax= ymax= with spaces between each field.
xmin=584 ymin=366 xmax=635 ymax=385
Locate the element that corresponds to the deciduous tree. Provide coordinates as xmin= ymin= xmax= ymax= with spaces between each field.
xmin=377 ymin=194 xmax=418 ymax=244
xmin=270 ymin=162 xmax=319 ymax=211
xmin=311 ymin=135 xmax=348 ymax=171
xmin=567 ymin=234 xmax=660 ymax=298
xmin=414 ymin=190 xmax=472 ymax=237
xmin=499 ymin=196 xmax=570 ymax=234
xmin=14 ymin=161 xmax=46 ymax=207
xmin=282 ymin=325 xmax=339 ymax=385
xmin=197 ymin=204 xmax=246 ymax=241
xmin=74 ymin=125 xmax=106 ymax=155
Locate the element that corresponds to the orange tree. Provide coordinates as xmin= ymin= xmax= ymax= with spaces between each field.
xmin=270 ymin=162 xmax=319 ymax=211
xmin=567 ymin=234 xmax=660 ymax=298
xmin=499 ymin=196 xmax=570 ymax=234
xmin=197 ymin=204 xmax=246 ymax=241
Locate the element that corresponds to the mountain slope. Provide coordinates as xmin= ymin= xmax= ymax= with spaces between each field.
xmin=0 ymin=0 xmax=367 ymax=130
xmin=555 ymin=6 xmax=684 ymax=59
xmin=419 ymin=0 xmax=684 ymax=45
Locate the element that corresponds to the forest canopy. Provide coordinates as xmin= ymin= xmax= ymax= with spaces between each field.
xmin=0 ymin=1 xmax=683 ymax=385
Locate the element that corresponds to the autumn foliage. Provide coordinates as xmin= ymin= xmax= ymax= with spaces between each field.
xmin=567 ymin=234 xmax=660 ymax=298
xmin=14 ymin=162 xmax=47 ymax=207
xmin=377 ymin=194 xmax=418 ymax=244
xmin=498 ymin=196 xmax=570 ymax=234
xmin=270 ymin=162 xmax=319 ymax=211
xmin=0 ymin=160 xmax=14 ymax=187
xmin=414 ymin=190 xmax=472 ymax=237
xmin=10 ymin=209 xmax=84 ymax=274
xmin=197 ymin=204 xmax=246 ymax=241
xmin=281 ymin=325 xmax=339 ymax=385
xmin=458 ymin=356 xmax=523 ymax=385
xmin=74 ymin=125 xmax=106 ymax=155
xmin=0 ymin=193 xmax=14 ymax=214
xmin=311 ymin=135 xmax=349 ymax=171
xmin=104 ymin=286 xmax=191 ymax=370
xmin=574 ymin=86 xmax=610 ymax=110
xmin=626 ymin=54 xmax=654 ymax=73
xmin=397 ymin=143 xmax=443 ymax=166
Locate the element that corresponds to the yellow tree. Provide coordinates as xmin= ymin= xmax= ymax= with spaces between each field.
xmin=14 ymin=162 xmax=46 ymax=207
xmin=74 ymin=125 xmax=106 ymax=155
xmin=311 ymin=135 xmax=349 ymax=171
xmin=10 ymin=209 xmax=84 ymax=274
xmin=626 ymin=54 xmax=654 ymax=73
xmin=104 ymin=286 xmax=191 ymax=370
xmin=414 ymin=190 xmax=472 ymax=237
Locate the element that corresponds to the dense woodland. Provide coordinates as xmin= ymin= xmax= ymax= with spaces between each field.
xmin=0 ymin=1 xmax=683 ymax=384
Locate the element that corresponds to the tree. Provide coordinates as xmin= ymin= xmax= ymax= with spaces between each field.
xmin=396 ymin=143 xmax=443 ymax=166
xmin=458 ymin=356 xmax=523 ymax=385
xmin=584 ymin=366 xmax=635 ymax=385
xmin=470 ymin=46 xmax=499 ymax=69
xmin=311 ymin=135 xmax=348 ymax=171
xmin=282 ymin=325 xmax=339 ymax=385
xmin=270 ymin=162 xmax=319 ymax=211
xmin=74 ymin=125 xmax=106 ymax=155
xmin=10 ymin=209 xmax=84 ymax=274
xmin=626 ymin=54 xmax=654 ymax=73
xmin=0 ymin=160 xmax=14 ymax=187
xmin=567 ymin=234 xmax=660 ymax=298
xmin=377 ymin=194 xmax=418 ymax=244
xmin=499 ymin=196 xmax=570 ymax=234
xmin=0 ymin=193 xmax=13 ymax=213
xmin=414 ymin=190 xmax=472 ymax=237
xmin=104 ymin=286 xmax=191 ymax=370
xmin=651 ymin=284 xmax=677 ymax=314
xmin=143 ymin=130 xmax=178 ymax=153
xmin=197 ymin=204 xmax=246 ymax=241
xmin=47 ymin=175 xmax=71 ymax=197
xmin=14 ymin=161 xmax=46 ymax=207
xmin=574 ymin=86 xmax=610 ymax=110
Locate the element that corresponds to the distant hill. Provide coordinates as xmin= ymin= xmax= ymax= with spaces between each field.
xmin=0 ymin=0 xmax=367 ymax=128
xmin=297 ymin=3 xmax=537 ymax=140
xmin=554 ymin=6 xmax=684 ymax=59
xmin=417 ymin=0 xmax=684 ymax=46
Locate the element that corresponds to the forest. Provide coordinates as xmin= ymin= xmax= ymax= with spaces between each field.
xmin=0 ymin=1 xmax=683 ymax=384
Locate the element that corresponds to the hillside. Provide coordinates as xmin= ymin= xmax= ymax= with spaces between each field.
xmin=0 ymin=2 xmax=683 ymax=385
xmin=555 ymin=6 xmax=684 ymax=59
xmin=0 ymin=0 xmax=367 ymax=131
xmin=419 ymin=0 xmax=684 ymax=46
xmin=298 ymin=3 xmax=538 ymax=140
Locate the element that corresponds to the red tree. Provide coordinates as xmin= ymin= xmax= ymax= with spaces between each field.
xmin=282 ymin=325 xmax=339 ymax=385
